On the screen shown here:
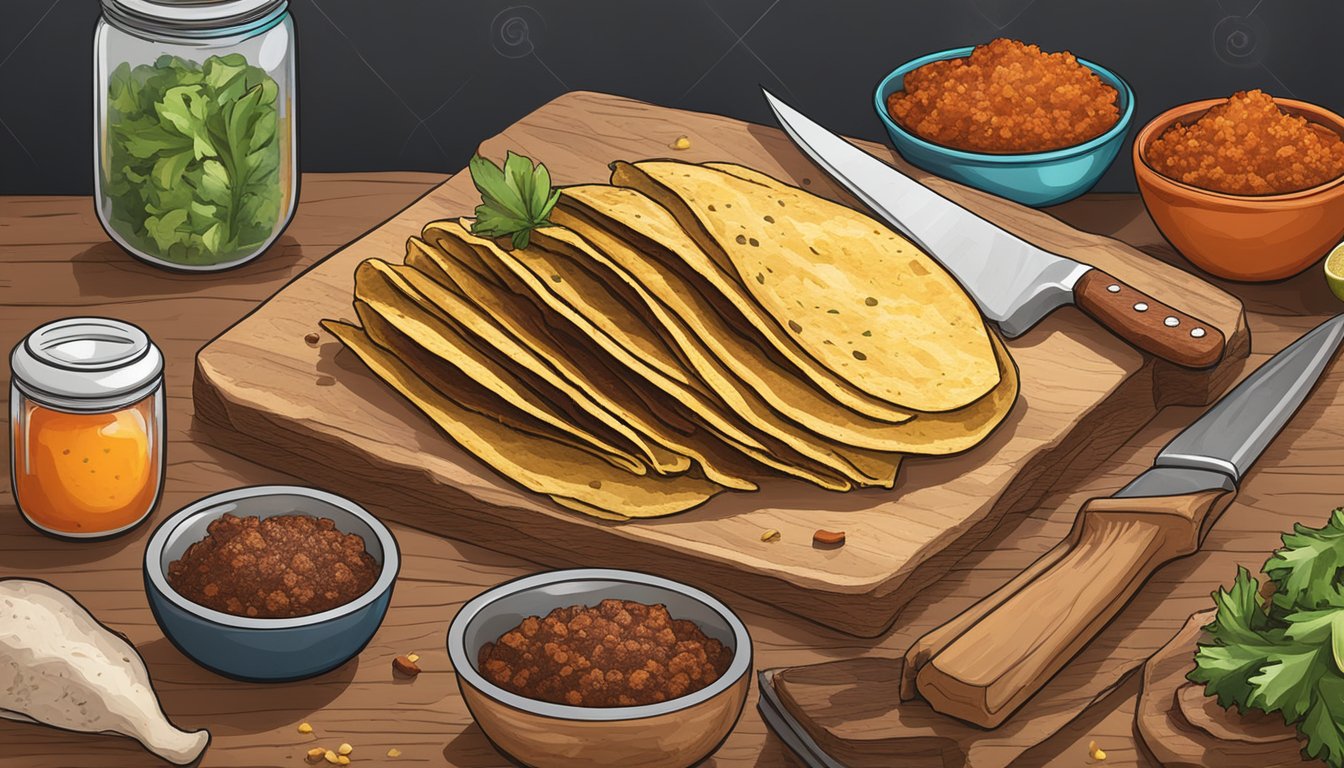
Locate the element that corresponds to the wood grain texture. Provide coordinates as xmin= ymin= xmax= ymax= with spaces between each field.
xmin=1136 ymin=609 xmax=1311 ymax=768
xmin=913 ymin=488 xmax=1236 ymax=727
xmin=191 ymin=91 xmax=1248 ymax=638
xmin=0 ymin=179 xmax=1336 ymax=768
xmin=767 ymin=300 xmax=1344 ymax=767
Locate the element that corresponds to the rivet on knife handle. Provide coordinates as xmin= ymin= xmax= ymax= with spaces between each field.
xmin=1074 ymin=269 xmax=1225 ymax=368
xmin=909 ymin=488 xmax=1235 ymax=728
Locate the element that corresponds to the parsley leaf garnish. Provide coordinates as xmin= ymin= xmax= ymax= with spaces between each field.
xmin=1191 ymin=509 xmax=1344 ymax=766
xmin=467 ymin=152 xmax=559 ymax=249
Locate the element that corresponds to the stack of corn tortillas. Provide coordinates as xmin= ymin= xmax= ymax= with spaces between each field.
xmin=322 ymin=159 xmax=1019 ymax=520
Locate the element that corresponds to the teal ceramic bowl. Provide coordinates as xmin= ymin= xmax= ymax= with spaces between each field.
xmin=874 ymin=46 xmax=1135 ymax=207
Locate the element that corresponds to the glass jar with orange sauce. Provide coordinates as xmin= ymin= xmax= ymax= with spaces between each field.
xmin=10 ymin=318 xmax=165 ymax=538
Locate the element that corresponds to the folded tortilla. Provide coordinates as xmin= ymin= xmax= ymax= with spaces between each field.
xmin=353 ymin=259 xmax=653 ymax=475
xmin=403 ymin=235 xmax=766 ymax=492
xmin=375 ymin=250 xmax=694 ymax=476
xmin=529 ymin=223 xmax=904 ymax=487
xmin=321 ymin=156 xmax=1022 ymax=520
xmin=557 ymin=184 xmax=917 ymax=425
xmin=609 ymin=160 xmax=999 ymax=413
xmin=554 ymin=186 xmax=1016 ymax=456
xmin=422 ymin=220 xmax=856 ymax=492
xmin=553 ymin=189 xmax=920 ymax=439
xmin=321 ymin=320 xmax=724 ymax=518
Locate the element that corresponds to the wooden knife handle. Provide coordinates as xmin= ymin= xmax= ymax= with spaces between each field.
xmin=909 ymin=488 xmax=1234 ymax=728
xmin=1074 ymin=269 xmax=1225 ymax=369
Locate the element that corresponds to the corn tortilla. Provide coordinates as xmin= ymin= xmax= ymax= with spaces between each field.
xmin=357 ymin=302 xmax=646 ymax=477
xmin=354 ymin=260 xmax=652 ymax=475
xmin=404 ymin=236 xmax=770 ymax=492
xmin=319 ymin=156 xmax=1023 ymax=520
xmin=610 ymin=160 xmax=999 ymax=413
xmin=553 ymin=188 xmax=1016 ymax=455
xmin=530 ymin=223 xmax=903 ymax=487
xmin=321 ymin=320 xmax=724 ymax=518
xmin=422 ymin=220 xmax=855 ymax=492
xmin=557 ymin=184 xmax=919 ymax=424
xmin=372 ymin=250 xmax=692 ymax=476
xmin=407 ymin=236 xmax=699 ymax=439
xmin=454 ymin=222 xmax=883 ymax=487
xmin=554 ymin=188 xmax=925 ymax=444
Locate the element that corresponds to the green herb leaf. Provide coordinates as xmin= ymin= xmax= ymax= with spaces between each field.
xmin=1189 ymin=567 xmax=1280 ymax=707
xmin=104 ymin=53 xmax=284 ymax=265
xmin=151 ymin=150 xmax=193 ymax=190
xmin=1247 ymin=644 xmax=1325 ymax=720
xmin=1268 ymin=509 xmax=1344 ymax=610
xmin=468 ymin=152 xmax=558 ymax=248
xmin=1306 ymin=676 xmax=1344 ymax=764
xmin=1191 ymin=511 xmax=1344 ymax=767
xmin=144 ymin=208 xmax=189 ymax=252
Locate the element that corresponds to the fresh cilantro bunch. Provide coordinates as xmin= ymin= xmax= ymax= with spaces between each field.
xmin=467 ymin=152 xmax=559 ymax=249
xmin=1191 ymin=508 xmax=1344 ymax=766
xmin=103 ymin=54 xmax=284 ymax=266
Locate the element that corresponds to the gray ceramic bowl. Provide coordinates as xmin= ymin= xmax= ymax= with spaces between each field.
xmin=144 ymin=485 xmax=399 ymax=682
xmin=448 ymin=568 xmax=753 ymax=768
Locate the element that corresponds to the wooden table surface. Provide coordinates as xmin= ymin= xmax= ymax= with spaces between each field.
xmin=1 ymin=174 xmax=1338 ymax=768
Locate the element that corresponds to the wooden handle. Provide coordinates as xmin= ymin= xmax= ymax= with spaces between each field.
xmin=900 ymin=536 xmax=1074 ymax=701
xmin=1074 ymin=269 xmax=1225 ymax=369
xmin=908 ymin=488 xmax=1234 ymax=728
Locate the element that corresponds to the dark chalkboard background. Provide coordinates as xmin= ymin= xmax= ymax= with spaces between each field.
xmin=3 ymin=0 xmax=1341 ymax=195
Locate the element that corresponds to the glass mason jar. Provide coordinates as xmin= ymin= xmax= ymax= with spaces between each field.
xmin=93 ymin=0 xmax=298 ymax=271
xmin=10 ymin=318 xmax=166 ymax=539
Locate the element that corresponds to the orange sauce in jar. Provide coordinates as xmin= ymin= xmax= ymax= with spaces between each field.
xmin=12 ymin=394 xmax=161 ymax=535
xmin=9 ymin=318 xmax=165 ymax=538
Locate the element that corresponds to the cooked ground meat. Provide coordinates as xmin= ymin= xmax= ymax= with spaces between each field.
xmin=1146 ymin=89 xmax=1344 ymax=195
xmin=167 ymin=513 xmax=379 ymax=618
xmin=886 ymin=38 xmax=1119 ymax=153
xmin=477 ymin=599 xmax=734 ymax=707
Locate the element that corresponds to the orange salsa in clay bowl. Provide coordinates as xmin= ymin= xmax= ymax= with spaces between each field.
xmin=1134 ymin=90 xmax=1344 ymax=282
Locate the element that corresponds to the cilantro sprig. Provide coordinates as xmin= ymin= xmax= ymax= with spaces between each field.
xmin=1191 ymin=509 xmax=1344 ymax=765
xmin=467 ymin=152 xmax=560 ymax=250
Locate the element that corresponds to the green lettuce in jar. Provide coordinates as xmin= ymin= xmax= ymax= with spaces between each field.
xmin=103 ymin=53 xmax=283 ymax=266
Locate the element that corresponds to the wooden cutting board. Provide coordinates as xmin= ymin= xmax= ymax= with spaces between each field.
xmin=193 ymin=91 xmax=1248 ymax=637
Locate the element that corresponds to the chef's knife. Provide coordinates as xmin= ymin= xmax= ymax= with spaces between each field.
xmin=762 ymin=89 xmax=1226 ymax=369
xmin=899 ymin=313 xmax=1344 ymax=729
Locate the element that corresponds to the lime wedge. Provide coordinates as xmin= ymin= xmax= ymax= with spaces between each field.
xmin=1328 ymin=242 xmax=1344 ymax=302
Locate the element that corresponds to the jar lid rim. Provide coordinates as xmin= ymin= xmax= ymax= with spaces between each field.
xmin=11 ymin=318 xmax=163 ymax=408
xmin=102 ymin=0 xmax=287 ymax=35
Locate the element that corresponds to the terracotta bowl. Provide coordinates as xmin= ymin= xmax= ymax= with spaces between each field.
xmin=1133 ymin=97 xmax=1344 ymax=282
xmin=446 ymin=569 xmax=752 ymax=768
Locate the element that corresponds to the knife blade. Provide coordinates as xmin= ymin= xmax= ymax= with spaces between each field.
xmin=900 ymin=313 xmax=1344 ymax=729
xmin=1124 ymin=312 xmax=1344 ymax=495
xmin=762 ymin=88 xmax=1227 ymax=369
